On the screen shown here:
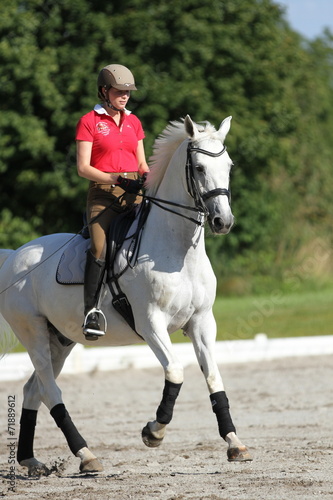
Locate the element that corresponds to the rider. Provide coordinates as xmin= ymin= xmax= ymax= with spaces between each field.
xmin=76 ymin=64 xmax=149 ymax=341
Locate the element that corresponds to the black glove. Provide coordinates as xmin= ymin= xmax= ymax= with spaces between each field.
xmin=116 ymin=176 xmax=141 ymax=194
xmin=116 ymin=174 xmax=147 ymax=194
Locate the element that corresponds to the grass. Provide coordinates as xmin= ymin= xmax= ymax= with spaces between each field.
xmin=172 ymin=286 xmax=333 ymax=343
xmin=5 ymin=286 xmax=333 ymax=352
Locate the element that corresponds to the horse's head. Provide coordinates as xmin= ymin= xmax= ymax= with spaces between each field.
xmin=184 ymin=115 xmax=234 ymax=235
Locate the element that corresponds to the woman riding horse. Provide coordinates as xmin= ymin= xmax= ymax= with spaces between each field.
xmin=76 ymin=64 xmax=149 ymax=340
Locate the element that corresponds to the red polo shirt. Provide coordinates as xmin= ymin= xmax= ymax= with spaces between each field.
xmin=75 ymin=105 xmax=145 ymax=173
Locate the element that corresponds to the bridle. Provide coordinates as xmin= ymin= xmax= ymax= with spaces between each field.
xmin=186 ymin=142 xmax=231 ymax=215
xmin=144 ymin=140 xmax=231 ymax=226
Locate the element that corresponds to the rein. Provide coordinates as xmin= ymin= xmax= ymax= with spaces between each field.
xmin=143 ymin=140 xmax=231 ymax=226
xmin=142 ymin=194 xmax=203 ymax=226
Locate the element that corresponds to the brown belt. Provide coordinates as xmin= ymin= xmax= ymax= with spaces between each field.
xmin=103 ymin=171 xmax=137 ymax=177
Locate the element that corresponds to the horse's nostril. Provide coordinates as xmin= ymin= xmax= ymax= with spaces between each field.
xmin=214 ymin=218 xmax=224 ymax=231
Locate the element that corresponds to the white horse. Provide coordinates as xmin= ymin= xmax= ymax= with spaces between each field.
xmin=0 ymin=115 xmax=251 ymax=475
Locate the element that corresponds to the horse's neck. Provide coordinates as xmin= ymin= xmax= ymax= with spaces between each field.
xmin=152 ymin=145 xmax=187 ymax=201
xmin=146 ymin=143 xmax=206 ymax=256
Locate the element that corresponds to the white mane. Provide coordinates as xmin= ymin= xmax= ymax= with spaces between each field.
xmin=146 ymin=118 xmax=218 ymax=196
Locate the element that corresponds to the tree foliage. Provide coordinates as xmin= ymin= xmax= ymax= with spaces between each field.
xmin=1 ymin=0 xmax=333 ymax=290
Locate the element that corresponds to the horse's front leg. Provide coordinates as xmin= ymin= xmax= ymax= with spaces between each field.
xmin=186 ymin=311 xmax=252 ymax=462
xmin=140 ymin=328 xmax=183 ymax=448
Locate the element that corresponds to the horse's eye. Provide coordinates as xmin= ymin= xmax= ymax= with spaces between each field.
xmin=196 ymin=165 xmax=205 ymax=174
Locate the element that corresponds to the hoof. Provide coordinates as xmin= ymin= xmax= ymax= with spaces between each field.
xmin=227 ymin=446 xmax=253 ymax=462
xmin=80 ymin=458 xmax=104 ymax=473
xmin=20 ymin=458 xmax=51 ymax=477
xmin=142 ymin=424 xmax=164 ymax=448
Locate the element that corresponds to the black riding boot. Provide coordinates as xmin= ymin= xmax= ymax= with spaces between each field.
xmin=83 ymin=250 xmax=106 ymax=341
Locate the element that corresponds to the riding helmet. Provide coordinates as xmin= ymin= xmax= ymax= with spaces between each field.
xmin=97 ymin=64 xmax=137 ymax=98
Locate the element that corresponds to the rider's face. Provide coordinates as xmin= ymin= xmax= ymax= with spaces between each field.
xmin=106 ymin=87 xmax=130 ymax=110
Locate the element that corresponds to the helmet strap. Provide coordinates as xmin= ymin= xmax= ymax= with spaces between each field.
xmin=101 ymin=86 xmax=124 ymax=113
xmin=105 ymin=98 xmax=123 ymax=113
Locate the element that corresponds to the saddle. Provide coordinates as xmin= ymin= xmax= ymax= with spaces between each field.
xmin=56 ymin=202 xmax=150 ymax=332
xmin=56 ymin=207 xmax=138 ymax=286
xmin=56 ymin=236 xmax=88 ymax=285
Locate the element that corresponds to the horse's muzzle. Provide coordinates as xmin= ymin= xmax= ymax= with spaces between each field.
xmin=209 ymin=214 xmax=234 ymax=234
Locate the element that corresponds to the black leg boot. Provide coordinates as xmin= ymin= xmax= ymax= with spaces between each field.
xmin=83 ymin=250 xmax=106 ymax=341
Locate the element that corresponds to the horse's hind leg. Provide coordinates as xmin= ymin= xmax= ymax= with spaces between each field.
xmin=17 ymin=338 xmax=76 ymax=474
xmin=17 ymin=371 xmax=46 ymax=474
xmin=47 ymin=328 xmax=103 ymax=473
xmin=17 ymin=320 xmax=103 ymax=474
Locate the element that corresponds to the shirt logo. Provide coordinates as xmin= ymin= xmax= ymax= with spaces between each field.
xmin=96 ymin=121 xmax=110 ymax=136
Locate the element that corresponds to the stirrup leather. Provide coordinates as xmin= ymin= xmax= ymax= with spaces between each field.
xmin=83 ymin=308 xmax=107 ymax=337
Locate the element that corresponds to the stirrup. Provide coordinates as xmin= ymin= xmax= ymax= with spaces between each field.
xmin=83 ymin=308 xmax=107 ymax=339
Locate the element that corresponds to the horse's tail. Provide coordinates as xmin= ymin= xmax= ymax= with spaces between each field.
xmin=0 ymin=249 xmax=18 ymax=358
xmin=0 ymin=316 xmax=18 ymax=360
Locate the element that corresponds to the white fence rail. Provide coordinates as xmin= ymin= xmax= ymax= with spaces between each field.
xmin=1 ymin=334 xmax=333 ymax=382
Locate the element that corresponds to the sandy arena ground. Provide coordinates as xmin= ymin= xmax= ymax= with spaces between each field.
xmin=0 ymin=354 xmax=332 ymax=499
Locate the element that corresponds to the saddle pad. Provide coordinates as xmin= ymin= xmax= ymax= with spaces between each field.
xmin=56 ymin=236 xmax=90 ymax=285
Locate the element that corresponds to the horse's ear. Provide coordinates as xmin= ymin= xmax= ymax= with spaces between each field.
xmin=218 ymin=116 xmax=232 ymax=143
xmin=184 ymin=115 xmax=200 ymax=139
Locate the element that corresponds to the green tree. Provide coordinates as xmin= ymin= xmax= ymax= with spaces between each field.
xmin=1 ymin=0 xmax=333 ymax=290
